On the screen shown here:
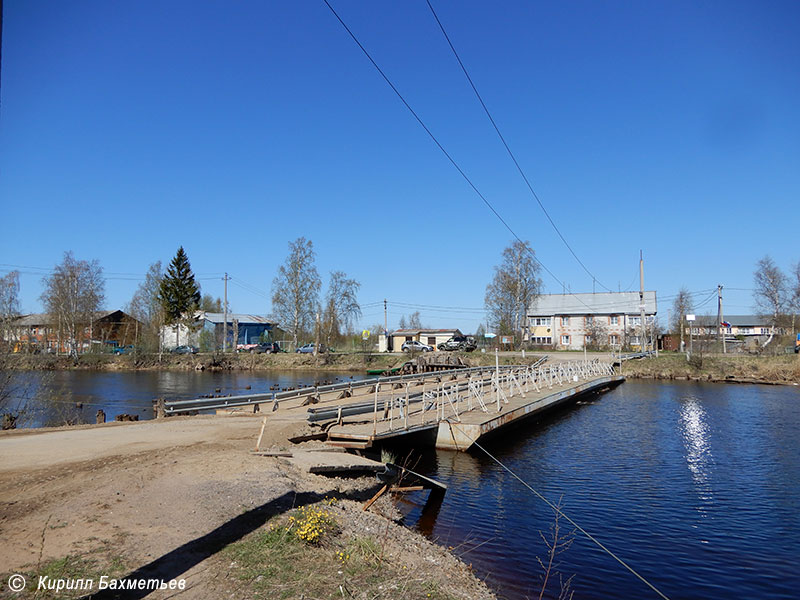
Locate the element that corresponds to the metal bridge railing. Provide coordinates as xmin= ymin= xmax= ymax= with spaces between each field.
xmin=374 ymin=360 xmax=615 ymax=433
xmin=164 ymin=362 xmax=543 ymax=415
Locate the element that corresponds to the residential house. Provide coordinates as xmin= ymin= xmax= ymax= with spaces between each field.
xmin=161 ymin=312 xmax=275 ymax=350
xmin=7 ymin=310 xmax=143 ymax=353
xmin=688 ymin=315 xmax=783 ymax=340
xmin=527 ymin=292 xmax=658 ymax=350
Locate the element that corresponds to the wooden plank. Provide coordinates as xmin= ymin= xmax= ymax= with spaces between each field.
xmin=250 ymin=451 xmax=293 ymax=457
xmin=362 ymin=484 xmax=388 ymax=511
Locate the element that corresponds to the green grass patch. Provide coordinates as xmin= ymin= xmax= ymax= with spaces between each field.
xmin=220 ymin=509 xmax=459 ymax=600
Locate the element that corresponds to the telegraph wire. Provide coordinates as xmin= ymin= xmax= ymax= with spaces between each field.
xmin=321 ymin=1 xmax=583 ymax=298
xmin=425 ymin=0 xmax=612 ymax=292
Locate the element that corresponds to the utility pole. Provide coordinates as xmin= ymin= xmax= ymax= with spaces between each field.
xmin=384 ymin=299 xmax=388 ymax=353
xmin=718 ymin=285 xmax=726 ymax=354
xmin=639 ymin=251 xmax=647 ymax=353
xmin=222 ymin=273 xmax=230 ymax=353
xmin=314 ymin=310 xmax=320 ymax=357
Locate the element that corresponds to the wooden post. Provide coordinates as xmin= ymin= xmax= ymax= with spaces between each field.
xmin=254 ymin=417 xmax=267 ymax=452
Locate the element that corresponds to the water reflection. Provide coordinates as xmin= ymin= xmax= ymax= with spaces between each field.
xmin=679 ymin=396 xmax=715 ymax=510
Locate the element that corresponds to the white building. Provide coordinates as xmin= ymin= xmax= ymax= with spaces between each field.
xmin=160 ymin=312 xmax=275 ymax=350
xmin=527 ymin=292 xmax=658 ymax=350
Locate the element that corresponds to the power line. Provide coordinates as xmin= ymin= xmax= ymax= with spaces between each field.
xmin=425 ymin=0 xmax=612 ymax=292
xmin=451 ymin=424 xmax=673 ymax=600
xmin=322 ymin=0 xmax=604 ymax=316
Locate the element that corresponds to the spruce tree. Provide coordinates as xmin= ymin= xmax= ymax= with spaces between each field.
xmin=159 ymin=247 xmax=201 ymax=325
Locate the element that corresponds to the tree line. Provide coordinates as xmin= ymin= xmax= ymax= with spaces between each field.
xmin=670 ymin=255 xmax=800 ymax=350
xmin=0 ymin=238 xmax=363 ymax=354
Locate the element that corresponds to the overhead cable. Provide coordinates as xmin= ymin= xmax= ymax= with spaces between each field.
xmin=321 ymin=0 xmax=603 ymax=314
xmin=425 ymin=0 xmax=612 ymax=292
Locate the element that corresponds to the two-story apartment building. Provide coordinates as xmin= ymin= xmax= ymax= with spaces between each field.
xmin=527 ymin=291 xmax=658 ymax=350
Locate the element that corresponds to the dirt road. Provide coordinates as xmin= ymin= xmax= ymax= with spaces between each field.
xmin=0 ymin=415 xmax=494 ymax=599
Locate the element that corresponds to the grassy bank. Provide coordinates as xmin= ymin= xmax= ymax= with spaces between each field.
xmin=2 ymin=350 xmax=546 ymax=373
xmin=621 ymin=353 xmax=800 ymax=385
xmin=3 ymin=351 xmax=400 ymax=373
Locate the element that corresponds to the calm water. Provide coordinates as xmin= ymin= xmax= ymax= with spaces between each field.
xmin=5 ymin=369 xmax=362 ymax=428
xmin=403 ymin=381 xmax=800 ymax=600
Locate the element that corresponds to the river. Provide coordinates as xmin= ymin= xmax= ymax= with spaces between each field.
xmin=402 ymin=380 xmax=800 ymax=599
xmin=4 ymin=369 xmax=361 ymax=428
xmin=6 ymin=372 xmax=799 ymax=598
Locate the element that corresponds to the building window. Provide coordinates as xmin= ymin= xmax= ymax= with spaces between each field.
xmin=560 ymin=335 xmax=570 ymax=345
xmin=630 ymin=316 xmax=641 ymax=326
xmin=531 ymin=317 xmax=551 ymax=326
xmin=610 ymin=334 xmax=619 ymax=345
xmin=610 ymin=316 xmax=619 ymax=325
xmin=531 ymin=336 xmax=552 ymax=345
xmin=427 ymin=337 xmax=436 ymax=346
xmin=760 ymin=328 xmax=770 ymax=335
xmin=561 ymin=316 xmax=569 ymax=327
xmin=585 ymin=316 xmax=594 ymax=325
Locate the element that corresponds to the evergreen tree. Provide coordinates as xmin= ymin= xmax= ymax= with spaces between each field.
xmin=159 ymin=247 xmax=201 ymax=325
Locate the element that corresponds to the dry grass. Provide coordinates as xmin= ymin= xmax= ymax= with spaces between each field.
xmin=218 ymin=503 xmax=459 ymax=600
xmin=622 ymin=353 xmax=800 ymax=383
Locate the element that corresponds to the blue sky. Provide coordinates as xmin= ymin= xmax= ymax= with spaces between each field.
xmin=1 ymin=0 xmax=798 ymax=332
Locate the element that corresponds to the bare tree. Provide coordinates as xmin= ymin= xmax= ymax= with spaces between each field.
xmin=127 ymin=261 xmax=164 ymax=352
xmin=321 ymin=271 xmax=361 ymax=347
xmin=41 ymin=252 xmax=105 ymax=357
xmin=789 ymin=261 xmax=800 ymax=335
xmin=0 ymin=271 xmax=22 ymax=418
xmin=584 ymin=318 xmax=608 ymax=350
xmin=753 ymin=256 xmax=787 ymax=345
xmin=397 ymin=315 xmax=407 ymax=330
xmin=408 ymin=311 xmax=423 ymax=329
xmin=671 ymin=287 xmax=694 ymax=352
xmin=271 ymin=237 xmax=321 ymax=347
xmin=199 ymin=294 xmax=223 ymax=312
xmin=0 ymin=271 xmax=21 ymax=346
xmin=485 ymin=240 xmax=542 ymax=342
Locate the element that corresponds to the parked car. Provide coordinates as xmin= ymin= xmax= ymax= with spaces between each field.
xmin=296 ymin=343 xmax=315 ymax=354
xmin=437 ymin=335 xmax=477 ymax=352
xmin=251 ymin=342 xmax=281 ymax=354
xmin=172 ymin=345 xmax=198 ymax=354
xmin=401 ymin=340 xmax=433 ymax=353
xmin=112 ymin=345 xmax=135 ymax=355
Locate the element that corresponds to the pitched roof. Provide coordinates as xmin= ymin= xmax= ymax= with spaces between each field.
xmin=11 ymin=311 xmax=137 ymax=326
xmin=695 ymin=314 xmax=769 ymax=327
xmin=198 ymin=312 xmax=273 ymax=325
xmin=529 ymin=291 xmax=657 ymax=316
xmin=391 ymin=328 xmax=462 ymax=336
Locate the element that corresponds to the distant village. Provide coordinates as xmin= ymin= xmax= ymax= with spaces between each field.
xmin=4 ymin=291 xmax=785 ymax=355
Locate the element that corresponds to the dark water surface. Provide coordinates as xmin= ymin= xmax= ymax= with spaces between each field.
xmin=402 ymin=381 xmax=800 ymax=600
xmin=7 ymin=369 xmax=360 ymax=428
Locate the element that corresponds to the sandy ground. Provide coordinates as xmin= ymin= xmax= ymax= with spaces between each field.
xmin=0 ymin=414 xmax=494 ymax=599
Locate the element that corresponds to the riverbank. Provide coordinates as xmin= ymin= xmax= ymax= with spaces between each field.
xmin=2 ymin=350 xmax=545 ymax=373
xmin=0 ymin=416 xmax=494 ymax=599
xmin=621 ymin=352 xmax=800 ymax=385
xmin=5 ymin=351 xmax=798 ymax=386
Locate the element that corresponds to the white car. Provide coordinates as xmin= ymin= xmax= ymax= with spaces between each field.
xmin=401 ymin=340 xmax=433 ymax=352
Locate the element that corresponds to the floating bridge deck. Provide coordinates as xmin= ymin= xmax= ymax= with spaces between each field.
xmin=165 ymin=358 xmax=623 ymax=452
